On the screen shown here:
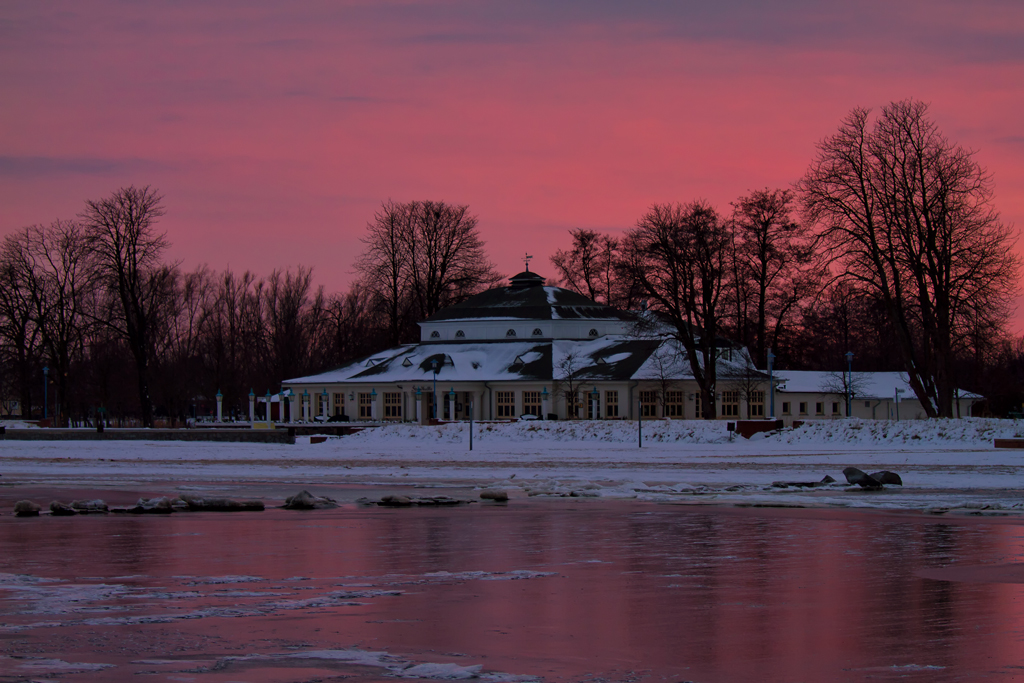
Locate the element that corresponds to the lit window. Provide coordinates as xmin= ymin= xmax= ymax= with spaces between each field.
xmin=605 ymin=391 xmax=619 ymax=418
xmin=384 ymin=392 xmax=402 ymax=419
xmin=522 ymin=391 xmax=542 ymax=417
xmin=665 ymin=391 xmax=684 ymax=418
xmin=640 ymin=390 xmax=658 ymax=417
xmin=496 ymin=391 xmax=516 ymax=418
xmin=721 ymin=391 xmax=739 ymax=417
xmin=748 ymin=390 xmax=765 ymax=418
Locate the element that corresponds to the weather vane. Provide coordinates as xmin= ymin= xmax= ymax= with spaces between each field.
xmin=524 ymin=253 xmax=533 ymax=271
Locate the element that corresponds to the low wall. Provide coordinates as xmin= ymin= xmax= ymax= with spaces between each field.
xmin=0 ymin=427 xmax=294 ymax=444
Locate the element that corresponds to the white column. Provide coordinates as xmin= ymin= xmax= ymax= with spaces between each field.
xmin=248 ymin=391 xmax=255 ymax=423
xmin=416 ymin=392 xmax=423 ymax=423
xmin=448 ymin=393 xmax=455 ymax=421
xmin=216 ymin=391 xmax=223 ymax=422
xmin=290 ymin=392 xmax=298 ymax=424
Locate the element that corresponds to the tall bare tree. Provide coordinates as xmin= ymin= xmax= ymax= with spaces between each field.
xmin=798 ymin=100 xmax=1019 ymax=417
xmin=729 ymin=189 xmax=818 ymax=367
xmin=356 ymin=200 xmax=501 ymax=343
xmin=81 ymin=185 xmax=173 ymax=427
xmin=620 ymin=201 xmax=732 ymax=419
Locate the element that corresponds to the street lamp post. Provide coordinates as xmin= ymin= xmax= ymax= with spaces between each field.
xmin=590 ymin=386 xmax=599 ymax=420
xmin=42 ymin=366 xmax=49 ymax=420
xmin=894 ymin=387 xmax=904 ymax=421
xmin=845 ymin=351 xmax=854 ymax=417
xmin=767 ymin=349 xmax=775 ymax=419
xmin=431 ymin=359 xmax=439 ymax=419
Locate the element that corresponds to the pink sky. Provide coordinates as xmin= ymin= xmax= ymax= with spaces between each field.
xmin=3 ymin=1 xmax=1024 ymax=325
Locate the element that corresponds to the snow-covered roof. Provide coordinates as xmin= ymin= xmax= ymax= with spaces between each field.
xmin=422 ymin=271 xmax=634 ymax=323
xmin=774 ymin=370 xmax=982 ymax=400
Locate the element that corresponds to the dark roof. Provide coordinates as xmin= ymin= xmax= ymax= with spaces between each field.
xmin=423 ymin=271 xmax=635 ymax=323
xmin=574 ymin=339 xmax=663 ymax=381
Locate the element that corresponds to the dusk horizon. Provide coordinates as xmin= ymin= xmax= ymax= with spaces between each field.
xmin=4 ymin=1 xmax=1024 ymax=327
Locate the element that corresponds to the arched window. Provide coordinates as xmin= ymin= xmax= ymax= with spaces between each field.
xmin=430 ymin=330 xmax=440 ymax=338
xmin=589 ymin=328 xmax=599 ymax=337
xmin=506 ymin=329 xmax=517 ymax=337
xmin=532 ymin=328 xmax=543 ymax=336
xmin=455 ymin=330 xmax=465 ymax=338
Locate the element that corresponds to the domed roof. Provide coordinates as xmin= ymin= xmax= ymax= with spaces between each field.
xmin=422 ymin=271 xmax=634 ymax=323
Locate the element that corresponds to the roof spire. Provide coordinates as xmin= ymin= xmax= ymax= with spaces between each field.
xmin=523 ymin=253 xmax=533 ymax=272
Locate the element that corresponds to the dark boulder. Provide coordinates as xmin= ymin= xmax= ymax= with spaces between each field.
xmin=178 ymin=495 xmax=264 ymax=512
xmin=283 ymin=490 xmax=339 ymax=510
xmin=821 ymin=475 xmax=837 ymax=484
xmin=870 ymin=471 xmax=903 ymax=486
xmin=378 ymin=494 xmax=413 ymax=507
xmin=130 ymin=497 xmax=175 ymax=514
xmin=71 ymin=499 xmax=109 ymax=513
xmin=480 ymin=489 xmax=509 ymax=502
xmin=49 ymin=501 xmax=77 ymax=516
xmin=843 ymin=467 xmax=884 ymax=489
xmin=13 ymin=500 xmax=41 ymax=517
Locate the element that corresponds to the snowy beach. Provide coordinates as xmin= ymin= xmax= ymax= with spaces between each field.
xmin=3 ymin=418 xmax=1023 ymax=514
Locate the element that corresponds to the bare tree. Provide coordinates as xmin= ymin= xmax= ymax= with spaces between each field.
xmin=0 ymin=233 xmax=42 ymax=418
xmin=620 ymin=201 xmax=732 ymax=419
xmin=356 ymin=200 xmax=501 ymax=343
xmin=798 ymin=100 xmax=1020 ymax=417
xmin=81 ymin=185 xmax=173 ymax=427
xmin=22 ymin=221 xmax=95 ymax=423
xmin=553 ymin=348 xmax=587 ymax=419
xmin=729 ymin=189 xmax=818 ymax=368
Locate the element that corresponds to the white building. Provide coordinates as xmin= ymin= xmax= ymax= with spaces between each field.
xmin=283 ymin=270 xmax=982 ymax=423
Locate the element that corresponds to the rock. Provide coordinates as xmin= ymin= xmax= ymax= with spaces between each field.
xmin=130 ymin=497 xmax=175 ymax=514
xmin=283 ymin=490 xmax=339 ymax=510
xmin=13 ymin=500 xmax=41 ymax=517
xmin=480 ymin=489 xmax=509 ymax=502
xmin=413 ymin=496 xmax=468 ymax=506
xmin=378 ymin=494 xmax=413 ymax=507
xmin=49 ymin=501 xmax=77 ymax=516
xmin=821 ymin=475 xmax=837 ymax=484
xmin=842 ymin=467 xmax=884 ymax=489
xmin=178 ymin=495 xmax=265 ymax=512
xmin=870 ymin=470 xmax=903 ymax=486
xmin=771 ymin=481 xmax=823 ymax=488
xmin=71 ymin=499 xmax=109 ymax=513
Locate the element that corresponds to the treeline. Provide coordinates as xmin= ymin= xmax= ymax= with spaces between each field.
xmin=550 ymin=100 xmax=1022 ymax=418
xmin=0 ymin=191 xmax=500 ymax=425
xmin=3 ymin=99 xmax=1022 ymax=422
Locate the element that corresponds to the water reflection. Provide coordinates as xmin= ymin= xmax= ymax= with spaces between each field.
xmin=2 ymin=502 xmax=1024 ymax=682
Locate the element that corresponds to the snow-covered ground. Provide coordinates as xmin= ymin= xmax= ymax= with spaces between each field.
xmin=3 ymin=417 xmax=1024 ymax=514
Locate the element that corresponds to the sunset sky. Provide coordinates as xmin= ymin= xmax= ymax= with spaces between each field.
xmin=3 ymin=1 xmax=1024 ymax=320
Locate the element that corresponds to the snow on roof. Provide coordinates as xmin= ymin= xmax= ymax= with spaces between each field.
xmin=285 ymin=342 xmax=553 ymax=384
xmin=774 ymin=370 xmax=982 ymax=400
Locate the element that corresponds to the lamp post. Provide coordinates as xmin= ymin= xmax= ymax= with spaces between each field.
xmin=42 ymin=366 xmax=48 ymax=420
xmin=415 ymin=387 xmax=423 ymax=423
xmin=370 ymin=388 xmax=377 ymax=421
xmin=637 ymin=397 xmax=643 ymax=448
xmin=845 ymin=351 xmax=854 ymax=418
xmin=767 ymin=348 xmax=775 ymax=419
xmin=431 ymin=359 xmax=439 ymax=419
xmin=302 ymin=389 xmax=309 ymax=421
xmin=894 ymin=387 xmax=904 ymax=421
xmin=448 ymin=387 xmax=456 ymax=421
xmin=541 ymin=387 xmax=549 ymax=419
xmin=216 ymin=390 xmax=223 ymax=422
xmin=265 ymin=390 xmax=272 ymax=423
xmin=590 ymin=386 xmax=599 ymax=420
xmin=321 ymin=388 xmax=328 ymax=421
